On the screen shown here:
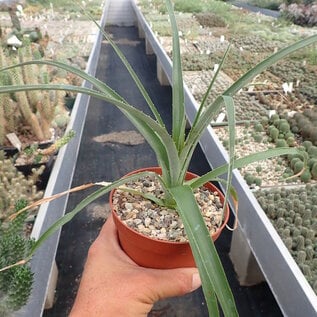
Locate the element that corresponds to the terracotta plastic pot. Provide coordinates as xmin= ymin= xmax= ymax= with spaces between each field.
xmin=110 ymin=167 xmax=230 ymax=269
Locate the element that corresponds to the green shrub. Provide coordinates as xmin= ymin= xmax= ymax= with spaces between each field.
xmin=303 ymin=140 xmax=313 ymax=151
xmin=0 ymin=201 xmax=34 ymax=315
xmin=253 ymin=133 xmax=263 ymax=143
xmin=300 ymin=170 xmax=312 ymax=183
xmin=296 ymin=235 xmax=305 ymax=250
xmin=307 ymin=157 xmax=317 ymax=169
xmin=194 ymin=12 xmax=226 ymax=27
xmin=285 ymin=131 xmax=294 ymax=139
xmin=174 ymin=0 xmax=204 ymax=13
xmin=270 ymin=114 xmax=280 ymax=124
xmin=254 ymin=123 xmax=264 ymax=132
xmin=260 ymin=116 xmax=269 ymax=126
xmin=308 ymin=146 xmax=317 ymax=157
xmin=269 ymin=127 xmax=279 ymax=141
xmin=287 ymin=136 xmax=296 ymax=146
xmin=248 ymin=0 xmax=283 ymax=10
xmin=256 ymin=165 xmax=262 ymax=173
xmin=279 ymin=120 xmax=291 ymax=133
xmin=294 ymin=216 xmax=302 ymax=226
xmin=276 ymin=217 xmax=285 ymax=228
xmin=284 ymin=237 xmax=293 ymax=250
xmin=311 ymin=162 xmax=317 ymax=179
xmin=294 ymin=160 xmax=305 ymax=174
xmin=291 ymin=157 xmax=302 ymax=169
xmin=280 ymin=2 xmax=317 ymax=27
xmin=309 ymin=127 xmax=317 ymax=145
xmin=276 ymin=139 xmax=288 ymax=147
xmin=254 ymin=177 xmax=262 ymax=186
xmin=245 ymin=173 xmax=255 ymax=186
xmin=297 ymin=250 xmax=307 ymax=264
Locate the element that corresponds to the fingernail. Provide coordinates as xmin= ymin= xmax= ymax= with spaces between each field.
xmin=191 ymin=272 xmax=201 ymax=291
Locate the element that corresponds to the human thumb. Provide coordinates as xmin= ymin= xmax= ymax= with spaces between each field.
xmin=152 ymin=268 xmax=202 ymax=300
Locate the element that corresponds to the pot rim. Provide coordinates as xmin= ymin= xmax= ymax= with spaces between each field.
xmin=110 ymin=166 xmax=230 ymax=245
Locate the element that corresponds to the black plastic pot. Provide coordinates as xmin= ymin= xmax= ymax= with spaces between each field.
xmin=15 ymin=154 xmax=56 ymax=190
xmin=1 ymin=142 xmax=55 ymax=190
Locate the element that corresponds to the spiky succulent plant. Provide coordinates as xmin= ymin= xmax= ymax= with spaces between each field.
xmin=0 ymin=200 xmax=34 ymax=315
xmin=255 ymin=185 xmax=317 ymax=292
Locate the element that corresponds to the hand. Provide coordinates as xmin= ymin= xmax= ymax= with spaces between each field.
xmin=70 ymin=214 xmax=201 ymax=316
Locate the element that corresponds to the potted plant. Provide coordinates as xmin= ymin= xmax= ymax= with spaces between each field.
xmin=1 ymin=1 xmax=316 ymax=316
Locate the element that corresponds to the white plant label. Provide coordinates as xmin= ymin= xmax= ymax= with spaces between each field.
xmin=282 ymin=82 xmax=293 ymax=94
xmin=216 ymin=112 xmax=226 ymax=123
xmin=268 ymin=110 xmax=276 ymax=118
xmin=6 ymin=133 xmax=22 ymax=152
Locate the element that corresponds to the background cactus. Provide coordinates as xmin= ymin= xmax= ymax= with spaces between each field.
xmin=255 ymin=185 xmax=317 ymax=293
xmin=0 ymin=42 xmax=70 ymax=145
xmin=0 ymin=149 xmax=46 ymax=314
xmin=0 ymin=128 xmax=75 ymax=313
xmin=0 ymin=200 xmax=34 ymax=316
xmin=0 ymin=150 xmax=43 ymax=220
xmin=290 ymin=109 xmax=317 ymax=145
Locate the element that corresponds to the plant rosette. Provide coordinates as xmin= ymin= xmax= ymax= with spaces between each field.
xmin=110 ymin=167 xmax=230 ymax=269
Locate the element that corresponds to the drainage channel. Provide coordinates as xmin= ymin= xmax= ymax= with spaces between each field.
xmin=43 ymin=25 xmax=282 ymax=317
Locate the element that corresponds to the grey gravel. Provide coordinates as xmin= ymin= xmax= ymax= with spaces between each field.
xmin=112 ymin=175 xmax=224 ymax=242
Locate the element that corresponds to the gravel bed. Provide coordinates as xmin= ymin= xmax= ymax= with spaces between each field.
xmin=158 ymin=36 xmax=198 ymax=55
xmin=256 ymin=90 xmax=315 ymax=113
xmin=183 ymin=70 xmax=268 ymax=121
xmin=215 ymin=123 xmax=317 ymax=188
xmin=214 ymin=125 xmax=293 ymax=187
xmin=112 ymin=175 xmax=225 ymax=242
xmin=159 ymin=34 xmax=229 ymax=55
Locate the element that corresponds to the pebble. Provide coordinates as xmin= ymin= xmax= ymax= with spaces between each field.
xmin=144 ymin=217 xmax=151 ymax=227
xmin=170 ymin=220 xmax=178 ymax=228
xmin=134 ymin=218 xmax=142 ymax=225
xmin=137 ymin=223 xmax=145 ymax=230
xmin=113 ymin=175 xmax=224 ymax=242
xmin=157 ymin=232 xmax=167 ymax=239
xmin=125 ymin=211 xmax=136 ymax=219
xmin=125 ymin=202 xmax=133 ymax=211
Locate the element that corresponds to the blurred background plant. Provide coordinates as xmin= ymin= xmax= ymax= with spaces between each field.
xmin=0 ymin=147 xmax=43 ymax=315
xmin=280 ymin=0 xmax=317 ymax=26
xmin=25 ymin=0 xmax=103 ymax=19
xmin=0 ymin=150 xmax=43 ymax=221
xmin=0 ymin=40 xmax=70 ymax=146
xmin=255 ymin=184 xmax=317 ymax=292
xmin=0 ymin=199 xmax=35 ymax=317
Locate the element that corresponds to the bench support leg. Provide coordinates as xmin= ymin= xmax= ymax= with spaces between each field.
xmin=229 ymin=226 xmax=265 ymax=286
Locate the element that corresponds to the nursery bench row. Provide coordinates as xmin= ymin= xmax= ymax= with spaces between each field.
xmin=17 ymin=0 xmax=316 ymax=316
xmin=15 ymin=2 xmax=109 ymax=316
xmin=129 ymin=0 xmax=316 ymax=316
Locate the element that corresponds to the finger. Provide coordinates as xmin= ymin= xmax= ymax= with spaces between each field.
xmin=149 ymin=268 xmax=201 ymax=301
xmin=92 ymin=214 xmax=137 ymax=264
xmin=98 ymin=214 xmax=117 ymax=240
xmin=95 ymin=214 xmax=122 ymax=250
